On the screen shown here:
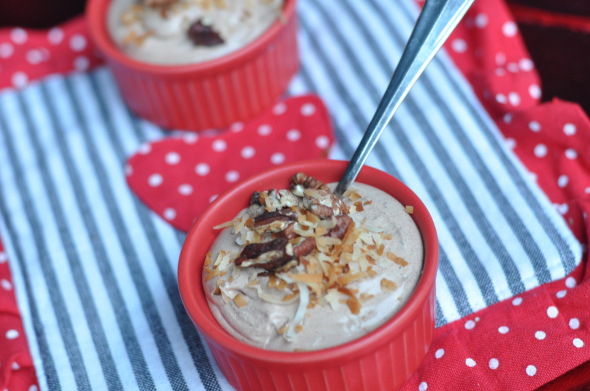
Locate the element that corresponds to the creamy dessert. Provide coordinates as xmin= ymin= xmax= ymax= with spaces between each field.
xmin=203 ymin=173 xmax=423 ymax=351
xmin=107 ymin=0 xmax=284 ymax=65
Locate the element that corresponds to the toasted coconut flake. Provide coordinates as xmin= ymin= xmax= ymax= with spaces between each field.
xmin=246 ymin=279 xmax=258 ymax=287
xmin=338 ymin=287 xmax=361 ymax=315
xmin=289 ymin=273 xmax=323 ymax=284
xmin=278 ymin=324 xmax=288 ymax=334
xmin=395 ymin=256 xmax=409 ymax=267
xmin=255 ymin=285 xmax=298 ymax=305
xmin=295 ymin=325 xmax=303 ymax=333
xmin=277 ymin=279 xmax=288 ymax=290
xmin=364 ymin=200 xmax=373 ymax=205
xmin=283 ymin=282 xmax=309 ymax=342
xmin=336 ymin=272 xmax=364 ymax=286
xmin=268 ymin=275 xmax=278 ymax=288
xmin=381 ymin=278 xmax=398 ymax=291
xmin=315 ymin=226 xmax=328 ymax=237
xmin=360 ymin=293 xmax=374 ymax=302
xmin=282 ymin=292 xmax=299 ymax=302
xmin=205 ymin=269 xmax=218 ymax=281
xmin=233 ymin=294 xmax=247 ymax=308
xmin=380 ymin=233 xmax=393 ymax=240
xmin=204 ymin=252 xmax=213 ymax=266
xmin=354 ymin=201 xmax=364 ymax=212
xmin=405 ymin=205 xmax=414 ymax=214
xmin=214 ymin=220 xmax=234 ymax=229
xmin=349 ymin=192 xmax=362 ymax=202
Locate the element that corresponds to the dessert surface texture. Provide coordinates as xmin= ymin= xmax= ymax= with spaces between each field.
xmin=204 ymin=173 xmax=424 ymax=351
xmin=108 ymin=0 xmax=283 ymax=65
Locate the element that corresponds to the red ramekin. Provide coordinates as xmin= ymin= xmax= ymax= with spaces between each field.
xmin=86 ymin=0 xmax=299 ymax=131
xmin=178 ymin=160 xmax=439 ymax=391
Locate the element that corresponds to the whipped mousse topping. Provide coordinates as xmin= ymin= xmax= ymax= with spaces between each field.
xmin=107 ymin=0 xmax=284 ymax=65
xmin=203 ymin=173 xmax=424 ymax=351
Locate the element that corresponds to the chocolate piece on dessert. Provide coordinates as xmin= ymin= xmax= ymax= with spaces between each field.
xmin=188 ymin=19 xmax=224 ymax=46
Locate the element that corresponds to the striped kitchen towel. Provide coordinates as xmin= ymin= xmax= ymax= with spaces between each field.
xmin=0 ymin=0 xmax=581 ymax=390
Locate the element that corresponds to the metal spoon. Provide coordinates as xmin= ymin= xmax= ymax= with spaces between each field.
xmin=334 ymin=0 xmax=474 ymax=197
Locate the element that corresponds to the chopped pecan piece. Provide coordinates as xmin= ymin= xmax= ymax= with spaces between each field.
xmin=188 ymin=19 xmax=224 ymax=46
xmin=247 ymin=191 xmax=265 ymax=217
xmin=261 ymin=189 xmax=299 ymax=212
xmin=281 ymin=222 xmax=298 ymax=240
xmin=302 ymin=189 xmax=349 ymax=218
xmin=254 ymin=210 xmax=297 ymax=233
xmin=327 ymin=215 xmax=353 ymax=239
xmin=290 ymin=172 xmax=331 ymax=197
xmin=292 ymin=237 xmax=316 ymax=257
xmin=141 ymin=0 xmax=177 ymax=7
xmin=235 ymin=238 xmax=295 ymax=271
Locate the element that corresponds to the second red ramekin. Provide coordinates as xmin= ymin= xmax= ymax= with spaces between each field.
xmin=86 ymin=0 xmax=299 ymax=131
xmin=178 ymin=160 xmax=439 ymax=391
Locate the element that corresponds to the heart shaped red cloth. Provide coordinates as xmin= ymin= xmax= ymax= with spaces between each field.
xmin=125 ymin=95 xmax=334 ymax=232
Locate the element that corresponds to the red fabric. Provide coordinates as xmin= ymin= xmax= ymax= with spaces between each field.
xmin=126 ymin=95 xmax=335 ymax=232
xmin=0 ymin=241 xmax=38 ymax=391
xmin=0 ymin=0 xmax=589 ymax=389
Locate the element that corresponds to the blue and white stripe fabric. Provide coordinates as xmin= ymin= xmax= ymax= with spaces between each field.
xmin=0 ymin=0 xmax=581 ymax=390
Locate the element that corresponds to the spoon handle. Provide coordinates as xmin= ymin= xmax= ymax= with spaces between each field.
xmin=334 ymin=0 xmax=474 ymax=197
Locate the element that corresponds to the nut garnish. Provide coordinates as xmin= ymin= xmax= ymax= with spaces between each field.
xmin=207 ymin=173 xmax=411 ymax=344
xmin=188 ymin=19 xmax=224 ymax=46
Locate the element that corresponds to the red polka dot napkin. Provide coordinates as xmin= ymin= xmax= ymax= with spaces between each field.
xmin=125 ymin=95 xmax=334 ymax=232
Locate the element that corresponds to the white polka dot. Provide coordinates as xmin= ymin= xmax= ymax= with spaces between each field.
xmin=535 ymin=331 xmax=546 ymax=340
xmin=529 ymin=121 xmax=541 ymax=132
xmin=212 ymin=139 xmax=226 ymax=152
xmin=209 ymin=194 xmax=218 ymax=203
xmin=505 ymin=138 xmax=516 ymax=149
xmin=586 ymin=187 xmax=590 ymax=194
xmin=496 ymin=52 xmax=506 ymax=66
xmin=512 ymin=297 xmax=523 ymax=306
xmin=70 ymin=34 xmax=87 ymax=52
xmin=520 ymin=58 xmax=534 ymax=71
xmin=534 ymin=144 xmax=547 ymax=157
xmin=569 ymin=318 xmax=580 ymax=330
xmin=555 ymin=203 xmax=569 ymax=215
xmin=466 ymin=358 xmax=476 ymax=367
xmin=148 ymin=173 xmax=163 ymax=187
xmin=564 ymin=123 xmax=576 ymax=136
xmin=1 ymin=279 xmax=12 ymax=290
xmin=565 ymin=149 xmax=578 ymax=159
xmin=0 ymin=43 xmax=14 ymax=58
xmin=12 ymin=72 xmax=28 ymax=89
xmin=529 ymin=84 xmax=542 ymax=99
xmin=287 ymin=129 xmax=301 ymax=141
xmin=566 ymin=276 xmax=577 ymax=289
xmin=241 ymin=146 xmax=255 ymax=159
xmin=465 ymin=320 xmax=475 ymax=330
xmin=547 ymin=306 xmax=558 ymax=318
xmin=507 ymin=63 xmax=519 ymax=73
xmin=301 ymin=103 xmax=316 ymax=116
xmin=258 ymin=124 xmax=272 ymax=136
xmin=558 ymin=175 xmax=569 ymax=188
xmin=162 ymin=208 xmax=176 ymax=220
xmin=452 ymin=39 xmax=467 ymax=53
xmin=529 ymin=172 xmax=538 ymax=182
xmin=165 ymin=152 xmax=181 ymax=165
xmin=26 ymin=49 xmax=44 ymax=64
xmin=138 ymin=143 xmax=152 ymax=154
xmin=230 ymin=122 xmax=244 ymax=133
xmin=29 ymin=385 xmax=38 ymax=391
xmin=271 ymin=153 xmax=285 ymax=165
xmin=475 ymin=13 xmax=488 ymax=28
xmin=573 ymin=338 xmax=584 ymax=348
xmin=316 ymin=136 xmax=330 ymax=149
xmin=526 ymin=365 xmax=537 ymax=376
xmin=503 ymin=21 xmax=518 ymax=37
xmin=498 ymin=326 xmax=509 ymax=334
xmin=12 ymin=362 xmax=20 ymax=370
xmin=195 ymin=163 xmax=210 ymax=176
xmin=503 ymin=113 xmax=512 ymax=124
xmin=178 ymin=184 xmax=193 ymax=196
xmin=183 ymin=133 xmax=198 ymax=144
xmin=273 ymin=102 xmax=287 ymax=115
xmin=48 ymin=27 xmax=64 ymax=44
xmin=419 ymin=382 xmax=428 ymax=391
xmin=495 ymin=68 xmax=506 ymax=77
xmin=0 ymin=252 xmax=7 ymax=263
xmin=225 ymin=171 xmax=239 ymax=183
xmin=6 ymin=330 xmax=19 ymax=339
xmin=74 ymin=56 xmax=90 ymax=71
xmin=508 ymin=92 xmax=520 ymax=106
xmin=556 ymin=290 xmax=567 ymax=299
xmin=10 ymin=28 xmax=27 ymax=44
xmin=435 ymin=348 xmax=444 ymax=359
xmin=496 ymin=94 xmax=507 ymax=104
xmin=489 ymin=358 xmax=499 ymax=370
